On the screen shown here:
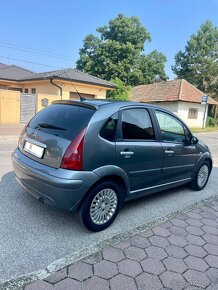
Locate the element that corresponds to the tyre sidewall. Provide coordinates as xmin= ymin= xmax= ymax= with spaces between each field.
xmin=80 ymin=181 xmax=121 ymax=232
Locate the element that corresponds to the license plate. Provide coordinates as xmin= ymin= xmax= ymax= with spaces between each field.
xmin=24 ymin=141 xmax=44 ymax=158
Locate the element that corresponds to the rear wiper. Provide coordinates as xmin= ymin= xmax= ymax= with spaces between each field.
xmin=36 ymin=123 xmax=66 ymax=130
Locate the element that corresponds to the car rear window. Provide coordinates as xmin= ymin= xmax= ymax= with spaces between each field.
xmin=28 ymin=104 xmax=95 ymax=140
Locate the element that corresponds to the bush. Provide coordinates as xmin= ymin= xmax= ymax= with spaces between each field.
xmin=206 ymin=116 xmax=215 ymax=127
xmin=107 ymin=78 xmax=131 ymax=100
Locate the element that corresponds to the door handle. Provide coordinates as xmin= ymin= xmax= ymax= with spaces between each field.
xmin=165 ymin=150 xmax=174 ymax=154
xmin=120 ymin=151 xmax=134 ymax=157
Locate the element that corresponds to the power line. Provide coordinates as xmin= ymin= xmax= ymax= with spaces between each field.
xmin=0 ymin=55 xmax=66 ymax=69
xmin=0 ymin=41 xmax=73 ymax=60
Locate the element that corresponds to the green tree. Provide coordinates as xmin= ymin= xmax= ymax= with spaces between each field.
xmin=107 ymin=78 xmax=131 ymax=100
xmin=172 ymin=21 xmax=218 ymax=95
xmin=76 ymin=14 xmax=168 ymax=86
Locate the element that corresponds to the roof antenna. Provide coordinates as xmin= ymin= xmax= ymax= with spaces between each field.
xmin=62 ymin=69 xmax=86 ymax=102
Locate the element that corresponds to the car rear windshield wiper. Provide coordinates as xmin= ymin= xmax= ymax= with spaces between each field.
xmin=36 ymin=123 xmax=66 ymax=130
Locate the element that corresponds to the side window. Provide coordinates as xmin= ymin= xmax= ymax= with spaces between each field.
xmin=155 ymin=111 xmax=185 ymax=144
xmin=100 ymin=113 xmax=118 ymax=141
xmin=121 ymin=109 xmax=154 ymax=140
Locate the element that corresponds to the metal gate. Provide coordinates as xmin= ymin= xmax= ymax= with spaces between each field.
xmin=20 ymin=94 xmax=37 ymax=123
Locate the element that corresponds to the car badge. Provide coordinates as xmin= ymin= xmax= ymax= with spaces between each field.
xmin=32 ymin=132 xmax=37 ymax=138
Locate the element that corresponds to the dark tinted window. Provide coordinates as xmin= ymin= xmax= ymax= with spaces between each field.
xmin=28 ymin=104 xmax=95 ymax=140
xmin=155 ymin=110 xmax=185 ymax=143
xmin=100 ymin=113 xmax=118 ymax=141
xmin=121 ymin=109 xmax=154 ymax=140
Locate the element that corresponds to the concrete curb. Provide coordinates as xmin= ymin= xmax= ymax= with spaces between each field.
xmin=1 ymin=193 xmax=218 ymax=290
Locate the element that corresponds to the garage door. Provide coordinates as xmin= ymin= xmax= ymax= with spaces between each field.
xmin=20 ymin=94 xmax=37 ymax=123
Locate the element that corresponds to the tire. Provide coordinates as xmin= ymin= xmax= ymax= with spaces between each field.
xmin=80 ymin=181 xmax=122 ymax=232
xmin=190 ymin=161 xmax=211 ymax=191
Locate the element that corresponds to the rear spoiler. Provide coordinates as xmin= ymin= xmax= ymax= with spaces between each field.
xmin=52 ymin=100 xmax=98 ymax=110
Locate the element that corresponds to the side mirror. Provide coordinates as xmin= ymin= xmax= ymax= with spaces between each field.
xmin=191 ymin=136 xmax=198 ymax=145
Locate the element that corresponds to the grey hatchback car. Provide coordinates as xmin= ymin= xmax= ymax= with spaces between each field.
xmin=12 ymin=99 xmax=212 ymax=231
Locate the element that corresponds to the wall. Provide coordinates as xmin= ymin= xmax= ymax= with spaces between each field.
xmin=177 ymin=101 xmax=207 ymax=128
xmin=0 ymin=89 xmax=20 ymax=124
xmin=151 ymin=102 xmax=179 ymax=114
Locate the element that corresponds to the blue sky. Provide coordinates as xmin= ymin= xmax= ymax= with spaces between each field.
xmin=0 ymin=0 xmax=217 ymax=79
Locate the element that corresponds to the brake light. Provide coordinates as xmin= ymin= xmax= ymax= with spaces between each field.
xmin=60 ymin=128 xmax=86 ymax=170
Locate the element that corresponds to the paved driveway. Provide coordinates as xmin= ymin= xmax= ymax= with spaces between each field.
xmin=0 ymin=132 xmax=218 ymax=283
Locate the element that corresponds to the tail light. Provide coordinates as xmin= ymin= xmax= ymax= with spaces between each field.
xmin=60 ymin=128 xmax=86 ymax=170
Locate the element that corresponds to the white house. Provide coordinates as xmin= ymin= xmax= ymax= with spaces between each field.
xmin=131 ymin=79 xmax=217 ymax=128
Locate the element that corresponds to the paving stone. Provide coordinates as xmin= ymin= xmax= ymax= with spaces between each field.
xmin=187 ymin=212 xmax=202 ymax=220
xmin=82 ymin=276 xmax=109 ymax=290
xmin=163 ymin=257 xmax=188 ymax=274
xmin=192 ymin=207 xmax=203 ymax=214
xmin=149 ymin=235 xmax=169 ymax=248
xmin=145 ymin=246 xmax=168 ymax=260
xmin=68 ymin=261 xmax=92 ymax=281
xmin=25 ymin=281 xmax=53 ymax=290
xmin=168 ymin=235 xmax=188 ymax=247
xmin=81 ymin=251 xmax=103 ymax=264
xmin=118 ymin=258 xmax=142 ymax=277
xmin=140 ymin=229 xmax=154 ymax=238
xmin=202 ymin=225 xmax=218 ymax=235
xmin=184 ymin=270 xmax=210 ymax=288
xmin=206 ymin=268 xmax=218 ymax=284
xmin=44 ymin=268 xmax=67 ymax=284
xmin=184 ymin=256 xmax=209 ymax=272
xmin=203 ymin=233 xmax=218 ymax=245
xmin=201 ymin=205 xmax=215 ymax=213
xmin=94 ymin=260 xmax=118 ymax=279
xmin=203 ymin=243 xmax=218 ymax=256
xmin=136 ymin=273 xmax=162 ymax=290
xmin=130 ymin=235 xmax=150 ymax=249
xmin=171 ymin=218 xmax=188 ymax=228
xmin=114 ymin=240 xmax=131 ymax=250
xmin=206 ymin=284 xmax=218 ymax=290
xmin=184 ymin=287 xmax=200 ymax=290
xmin=141 ymin=257 xmax=165 ymax=275
xmin=201 ymin=218 xmax=217 ymax=227
xmin=110 ymin=274 xmax=137 ymax=290
xmin=152 ymin=226 xmax=171 ymax=237
xmin=186 ymin=234 xmax=206 ymax=246
xmin=165 ymin=244 xmax=188 ymax=259
xmin=200 ymin=211 xmax=217 ymax=219
xmin=184 ymin=244 xmax=207 ymax=258
xmin=177 ymin=213 xmax=189 ymax=220
xmin=103 ymin=247 xmax=125 ymax=262
xmin=169 ymin=226 xmax=188 ymax=237
xmin=54 ymin=278 xmax=81 ymax=290
xmin=204 ymin=255 xmax=218 ymax=268
xmin=160 ymin=221 xmax=172 ymax=228
xmin=186 ymin=218 xmax=203 ymax=227
xmin=124 ymin=246 xmax=147 ymax=261
xmin=160 ymin=271 xmax=188 ymax=289
xmin=186 ymin=226 xmax=204 ymax=236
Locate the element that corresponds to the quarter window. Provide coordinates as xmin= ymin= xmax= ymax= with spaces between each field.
xmin=121 ymin=109 xmax=154 ymax=140
xmin=100 ymin=113 xmax=118 ymax=142
xmin=155 ymin=111 xmax=185 ymax=143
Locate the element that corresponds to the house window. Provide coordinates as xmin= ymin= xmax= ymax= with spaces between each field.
xmin=188 ymin=108 xmax=198 ymax=119
xmin=24 ymin=88 xmax=28 ymax=93
xmin=31 ymin=88 xmax=36 ymax=94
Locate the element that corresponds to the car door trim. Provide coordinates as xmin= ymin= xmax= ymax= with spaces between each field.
xmin=163 ymin=164 xmax=195 ymax=171
xmin=130 ymin=177 xmax=191 ymax=194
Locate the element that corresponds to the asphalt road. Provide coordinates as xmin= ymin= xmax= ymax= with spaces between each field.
xmin=0 ymin=132 xmax=218 ymax=282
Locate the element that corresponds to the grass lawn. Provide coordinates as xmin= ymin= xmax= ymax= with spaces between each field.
xmin=191 ymin=127 xmax=218 ymax=133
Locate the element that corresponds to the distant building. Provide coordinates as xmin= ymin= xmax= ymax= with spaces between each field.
xmin=131 ymin=79 xmax=217 ymax=128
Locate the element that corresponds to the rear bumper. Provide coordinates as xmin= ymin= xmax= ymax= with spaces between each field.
xmin=12 ymin=148 xmax=99 ymax=211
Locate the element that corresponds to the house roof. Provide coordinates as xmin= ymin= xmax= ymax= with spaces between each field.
xmin=0 ymin=63 xmax=116 ymax=89
xmin=131 ymin=79 xmax=217 ymax=105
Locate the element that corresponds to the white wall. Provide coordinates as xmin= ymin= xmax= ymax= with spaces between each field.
xmin=151 ymin=101 xmax=207 ymax=128
xmin=177 ymin=101 xmax=207 ymax=128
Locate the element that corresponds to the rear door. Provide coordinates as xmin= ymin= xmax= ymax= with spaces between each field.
xmin=154 ymin=110 xmax=199 ymax=183
xmin=115 ymin=107 xmax=164 ymax=195
xmin=19 ymin=103 xmax=95 ymax=168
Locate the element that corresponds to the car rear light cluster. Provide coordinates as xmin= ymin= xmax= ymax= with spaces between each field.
xmin=60 ymin=128 xmax=86 ymax=171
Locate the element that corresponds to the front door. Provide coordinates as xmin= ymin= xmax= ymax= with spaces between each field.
xmin=115 ymin=108 xmax=164 ymax=196
xmin=154 ymin=110 xmax=199 ymax=183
